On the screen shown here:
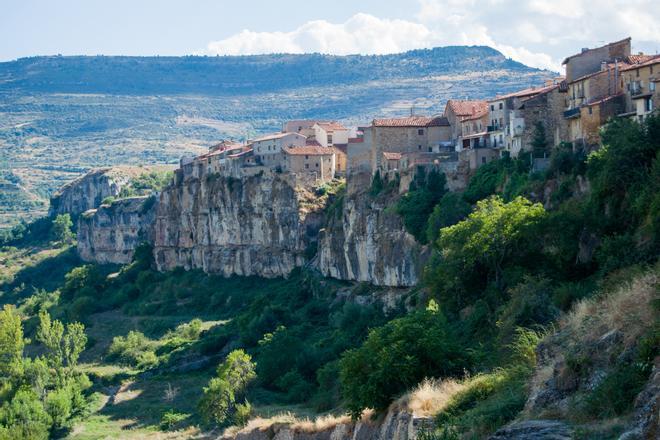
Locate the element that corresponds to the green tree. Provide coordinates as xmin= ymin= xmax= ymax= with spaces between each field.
xmin=425 ymin=192 xmax=472 ymax=243
xmin=51 ymin=214 xmax=74 ymax=244
xmin=427 ymin=196 xmax=546 ymax=310
xmin=339 ymin=309 xmax=469 ymax=418
xmin=0 ymin=305 xmax=25 ymax=379
xmin=37 ymin=311 xmax=87 ymax=379
xmin=198 ymin=349 xmax=256 ymax=427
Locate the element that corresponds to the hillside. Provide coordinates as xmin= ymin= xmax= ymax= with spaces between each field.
xmin=0 ymin=114 xmax=657 ymax=439
xmin=0 ymin=46 xmax=552 ymax=229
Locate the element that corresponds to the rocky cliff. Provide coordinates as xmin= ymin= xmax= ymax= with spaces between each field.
xmin=317 ymin=184 xmax=426 ymax=287
xmin=77 ymin=196 xmax=156 ymax=264
xmin=152 ymin=171 xmax=326 ymax=278
xmin=50 ymin=165 xmax=174 ymax=217
xmin=75 ymin=166 xmax=426 ymax=286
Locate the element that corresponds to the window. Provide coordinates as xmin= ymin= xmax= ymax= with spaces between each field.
xmin=305 ymin=164 xmax=309 ymax=169
xmin=428 ymin=147 xmax=432 ymax=152
xmin=499 ymin=103 xmax=503 ymax=110
xmin=646 ymin=98 xmax=653 ymax=113
xmin=481 ymin=157 xmax=487 ymax=164
xmin=636 ymin=69 xmax=640 ymax=77
xmin=650 ymin=82 xmax=656 ymax=92
xmin=305 ymin=155 xmax=309 ymax=159
xmin=418 ymin=145 xmax=422 ymax=150
xmin=588 ymin=107 xmax=593 ymax=115
xmin=316 ymin=163 xmax=319 ymax=167
xmin=491 ymin=105 xmax=495 ymax=111
xmin=418 ymin=129 xmax=424 ymax=135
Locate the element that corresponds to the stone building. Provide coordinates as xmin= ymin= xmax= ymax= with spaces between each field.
xmin=252 ymin=132 xmax=306 ymax=169
xmin=515 ymin=83 xmax=569 ymax=157
xmin=564 ymin=64 xmax=626 ymax=147
xmin=361 ymin=116 xmax=451 ymax=173
xmin=487 ymin=81 xmax=565 ymax=157
xmin=444 ymin=100 xmax=489 ymax=145
xmin=312 ymin=122 xmax=350 ymax=147
xmin=563 ymin=37 xmax=631 ymax=83
xmin=457 ymin=108 xmax=489 ymax=150
xmin=620 ymin=55 xmax=660 ymax=121
xmin=283 ymin=146 xmax=337 ymax=182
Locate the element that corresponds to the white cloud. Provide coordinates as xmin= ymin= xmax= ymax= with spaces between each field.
xmin=204 ymin=1 xmax=660 ymax=73
xmin=207 ymin=13 xmax=434 ymax=56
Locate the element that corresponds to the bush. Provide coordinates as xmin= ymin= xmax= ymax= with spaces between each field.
xmin=425 ymin=192 xmax=472 ymax=243
xmin=106 ymin=330 xmax=158 ymax=369
xmin=199 ymin=349 xmax=256 ymax=427
xmin=160 ymin=410 xmax=188 ymax=430
xmin=339 ymin=309 xmax=470 ymax=418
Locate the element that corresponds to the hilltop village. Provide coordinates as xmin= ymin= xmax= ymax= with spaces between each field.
xmin=179 ymin=37 xmax=659 ymax=193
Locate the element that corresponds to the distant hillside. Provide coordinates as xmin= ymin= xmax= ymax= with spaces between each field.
xmin=0 ymin=46 xmax=540 ymax=95
xmin=0 ymin=46 xmax=553 ymax=228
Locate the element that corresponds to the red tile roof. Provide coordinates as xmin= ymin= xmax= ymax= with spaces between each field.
xmin=372 ymin=116 xmax=449 ymax=127
xmin=445 ymin=100 xmax=489 ymax=119
xmin=283 ymin=146 xmax=335 ymax=156
xmin=620 ymin=54 xmax=660 ymax=71
xmin=305 ymin=139 xmax=323 ymax=147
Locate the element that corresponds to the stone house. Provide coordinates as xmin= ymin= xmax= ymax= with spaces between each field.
xmin=487 ymin=81 xmax=565 ymax=157
xmin=620 ymin=55 xmax=660 ymax=121
xmin=362 ymin=116 xmax=451 ymax=173
xmin=312 ymin=122 xmax=350 ymax=147
xmin=283 ymin=120 xmax=319 ymax=138
xmin=563 ymin=37 xmax=631 ymax=83
xmin=251 ymin=132 xmax=306 ymax=169
xmin=283 ymin=146 xmax=336 ymax=182
xmin=458 ymin=108 xmax=489 ymax=150
xmin=514 ymin=83 xmax=569 ymax=157
xmin=564 ymin=64 xmax=626 ymax=147
xmin=444 ymin=100 xmax=489 ymax=146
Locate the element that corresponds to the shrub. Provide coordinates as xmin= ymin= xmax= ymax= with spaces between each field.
xmin=106 ymin=330 xmax=158 ymax=369
xmin=51 ymin=214 xmax=74 ymax=244
xmin=199 ymin=349 xmax=256 ymax=427
xmin=160 ymin=410 xmax=188 ymax=430
xmin=339 ymin=309 xmax=470 ymax=418
xmin=425 ymin=192 xmax=472 ymax=243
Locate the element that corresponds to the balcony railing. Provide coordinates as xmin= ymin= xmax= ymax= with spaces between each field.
xmin=487 ymin=125 xmax=500 ymax=132
xmin=564 ymin=107 xmax=581 ymax=119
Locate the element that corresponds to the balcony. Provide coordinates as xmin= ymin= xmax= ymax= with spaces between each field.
xmin=564 ymin=107 xmax=581 ymax=119
xmin=487 ymin=125 xmax=500 ymax=132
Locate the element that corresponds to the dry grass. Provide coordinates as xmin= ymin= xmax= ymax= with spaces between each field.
xmin=398 ymin=378 xmax=466 ymax=417
xmin=561 ymin=270 xmax=658 ymax=349
xmin=222 ymin=411 xmax=353 ymax=438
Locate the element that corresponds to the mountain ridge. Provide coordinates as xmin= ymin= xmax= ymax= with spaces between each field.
xmin=0 ymin=46 xmax=544 ymax=95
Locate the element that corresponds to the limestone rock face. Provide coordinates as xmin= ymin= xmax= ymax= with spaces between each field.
xmin=50 ymin=168 xmax=127 ymax=217
xmin=317 ymin=186 xmax=426 ymax=287
xmin=153 ymin=172 xmax=325 ymax=278
xmin=77 ymin=196 xmax=156 ymax=264
xmin=49 ymin=165 xmax=174 ymax=217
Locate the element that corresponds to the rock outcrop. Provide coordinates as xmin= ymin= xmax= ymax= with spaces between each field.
xmin=50 ymin=165 xmax=174 ymax=217
xmin=75 ymin=166 xmax=426 ymax=286
xmin=317 ymin=186 xmax=426 ymax=287
xmin=488 ymin=420 xmax=573 ymax=440
xmin=152 ymin=171 xmax=326 ymax=278
xmin=77 ymin=196 xmax=156 ymax=264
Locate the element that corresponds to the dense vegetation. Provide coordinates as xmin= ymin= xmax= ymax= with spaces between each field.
xmin=0 ymin=114 xmax=658 ymax=438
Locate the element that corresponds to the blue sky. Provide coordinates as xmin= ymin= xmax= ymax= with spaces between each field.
xmin=2 ymin=0 xmax=659 ymax=71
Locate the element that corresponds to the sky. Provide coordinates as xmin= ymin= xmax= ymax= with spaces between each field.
xmin=1 ymin=0 xmax=659 ymax=72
